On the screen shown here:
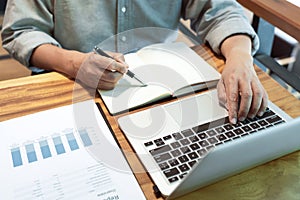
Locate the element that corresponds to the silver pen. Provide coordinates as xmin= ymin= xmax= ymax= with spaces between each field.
xmin=93 ymin=46 xmax=147 ymax=86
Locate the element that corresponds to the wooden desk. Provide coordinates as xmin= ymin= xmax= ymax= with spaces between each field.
xmin=1 ymin=45 xmax=300 ymax=200
xmin=237 ymin=0 xmax=300 ymax=42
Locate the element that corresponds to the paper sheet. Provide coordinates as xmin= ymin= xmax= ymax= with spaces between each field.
xmin=0 ymin=100 xmax=146 ymax=200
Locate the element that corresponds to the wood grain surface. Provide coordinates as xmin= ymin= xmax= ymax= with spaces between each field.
xmin=237 ymin=0 xmax=300 ymax=42
xmin=0 ymin=45 xmax=299 ymax=200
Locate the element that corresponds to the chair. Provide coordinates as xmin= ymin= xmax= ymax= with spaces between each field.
xmin=252 ymin=15 xmax=300 ymax=93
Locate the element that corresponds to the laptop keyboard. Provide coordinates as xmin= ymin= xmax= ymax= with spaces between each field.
xmin=143 ymin=108 xmax=285 ymax=184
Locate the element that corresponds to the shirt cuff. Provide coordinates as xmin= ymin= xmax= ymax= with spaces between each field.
xmin=205 ymin=18 xmax=259 ymax=56
xmin=10 ymin=31 xmax=61 ymax=67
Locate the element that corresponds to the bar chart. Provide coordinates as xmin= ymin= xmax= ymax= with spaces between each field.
xmin=10 ymin=129 xmax=92 ymax=168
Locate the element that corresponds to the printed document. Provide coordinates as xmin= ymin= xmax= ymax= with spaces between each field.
xmin=0 ymin=100 xmax=146 ymax=200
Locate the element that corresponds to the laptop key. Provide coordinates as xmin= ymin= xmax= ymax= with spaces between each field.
xmin=242 ymin=125 xmax=252 ymax=132
xmin=206 ymin=145 xmax=214 ymax=151
xmin=180 ymin=146 xmax=191 ymax=154
xmin=199 ymin=140 xmax=209 ymax=147
xmin=179 ymin=173 xmax=188 ymax=179
xmin=225 ymin=131 xmax=235 ymax=138
xmin=154 ymin=138 xmax=165 ymax=146
xmin=207 ymin=137 xmax=218 ymax=144
xmin=178 ymin=155 xmax=189 ymax=163
xmin=169 ymin=159 xmax=179 ymax=167
xmin=149 ymin=145 xmax=171 ymax=156
xmin=188 ymin=160 xmax=197 ymax=168
xmin=241 ymin=133 xmax=248 ymax=137
xmin=258 ymin=120 xmax=268 ymax=127
xmin=188 ymin=152 xmax=199 ymax=160
xmin=189 ymin=135 xmax=199 ymax=143
xmin=198 ymin=132 xmax=208 ymax=140
xmin=163 ymin=135 xmax=172 ymax=141
xmin=192 ymin=122 xmax=210 ymax=133
xmin=266 ymin=115 xmax=282 ymax=124
xmin=249 ymin=122 xmax=260 ymax=129
xmin=206 ymin=129 xmax=217 ymax=137
xmin=274 ymin=120 xmax=285 ymax=125
xmin=259 ymin=109 xmax=275 ymax=119
xmin=233 ymin=122 xmax=243 ymax=128
xmin=159 ymin=162 xmax=170 ymax=170
xmin=181 ymin=129 xmax=194 ymax=137
xmin=197 ymin=149 xmax=207 ymax=157
xmin=170 ymin=142 xmax=181 ymax=149
xmin=179 ymin=138 xmax=190 ymax=146
xmin=172 ymin=132 xmax=183 ymax=140
xmin=217 ymin=134 xmax=227 ymax=141
xmin=153 ymin=153 xmax=172 ymax=163
xmin=178 ymin=164 xmax=190 ymax=172
xmin=144 ymin=141 xmax=153 ymax=147
xmin=233 ymin=128 xmax=244 ymax=135
xmin=164 ymin=168 xmax=180 ymax=178
xmin=216 ymin=127 xmax=225 ymax=133
xmin=224 ymin=124 xmax=234 ymax=131
xmin=168 ymin=176 xmax=179 ymax=183
xmin=190 ymin=143 xmax=201 ymax=150
xmin=171 ymin=149 xmax=182 ymax=157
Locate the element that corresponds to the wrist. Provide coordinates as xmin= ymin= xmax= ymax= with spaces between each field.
xmin=63 ymin=50 xmax=87 ymax=78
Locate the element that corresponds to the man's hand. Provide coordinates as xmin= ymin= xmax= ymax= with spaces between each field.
xmin=30 ymin=44 xmax=128 ymax=90
xmin=218 ymin=35 xmax=268 ymax=124
xmin=75 ymin=52 xmax=128 ymax=90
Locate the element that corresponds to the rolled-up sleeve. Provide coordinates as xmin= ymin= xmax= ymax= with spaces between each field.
xmin=1 ymin=0 xmax=60 ymax=67
xmin=182 ymin=0 xmax=259 ymax=55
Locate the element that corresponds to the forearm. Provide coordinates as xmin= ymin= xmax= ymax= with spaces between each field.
xmin=220 ymin=35 xmax=253 ymax=63
xmin=30 ymin=44 xmax=85 ymax=78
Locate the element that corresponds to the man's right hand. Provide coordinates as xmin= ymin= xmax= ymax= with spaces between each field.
xmin=30 ymin=44 xmax=128 ymax=90
xmin=75 ymin=52 xmax=128 ymax=90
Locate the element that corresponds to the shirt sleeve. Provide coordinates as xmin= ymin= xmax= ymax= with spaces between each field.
xmin=1 ymin=0 xmax=61 ymax=67
xmin=181 ymin=0 xmax=259 ymax=55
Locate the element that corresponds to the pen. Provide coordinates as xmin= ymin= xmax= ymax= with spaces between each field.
xmin=93 ymin=46 xmax=147 ymax=86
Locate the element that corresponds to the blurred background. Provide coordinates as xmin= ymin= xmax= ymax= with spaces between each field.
xmin=0 ymin=0 xmax=299 ymax=98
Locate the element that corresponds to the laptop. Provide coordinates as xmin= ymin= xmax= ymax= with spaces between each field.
xmin=117 ymin=89 xmax=300 ymax=199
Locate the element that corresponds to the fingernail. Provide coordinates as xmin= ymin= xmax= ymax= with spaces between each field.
xmin=258 ymin=111 xmax=264 ymax=117
xmin=249 ymin=114 xmax=255 ymax=119
xmin=239 ymin=117 xmax=246 ymax=122
xmin=231 ymin=117 xmax=237 ymax=124
xmin=225 ymin=103 xmax=228 ymax=110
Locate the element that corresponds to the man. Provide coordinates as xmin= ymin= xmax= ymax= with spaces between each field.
xmin=1 ymin=0 xmax=268 ymax=124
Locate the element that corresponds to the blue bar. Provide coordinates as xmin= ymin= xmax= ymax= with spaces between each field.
xmin=66 ymin=133 xmax=79 ymax=151
xmin=78 ymin=129 xmax=92 ymax=147
xmin=11 ymin=147 xmax=23 ymax=167
xmin=39 ymin=140 xmax=52 ymax=159
xmin=25 ymin=144 xmax=38 ymax=163
xmin=53 ymin=136 xmax=66 ymax=155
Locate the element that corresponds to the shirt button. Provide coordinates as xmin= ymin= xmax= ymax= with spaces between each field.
xmin=121 ymin=36 xmax=127 ymax=42
xmin=121 ymin=6 xmax=126 ymax=13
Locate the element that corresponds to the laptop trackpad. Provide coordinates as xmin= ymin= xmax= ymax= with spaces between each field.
xmin=164 ymin=90 xmax=228 ymax=128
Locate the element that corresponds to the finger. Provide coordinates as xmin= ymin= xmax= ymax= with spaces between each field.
xmin=92 ymin=53 xmax=127 ymax=73
xmin=100 ymin=69 xmax=124 ymax=83
xmin=238 ymin=82 xmax=252 ymax=121
xmin=97 ymin=79 xmax=118 ymax=90
xmin=257 ymin=88 xmax=268 ymax=117
xmin=247 ymin=81 xmax=263 ymax=118
xmin=217 ymin=78 xmax=228 ymax=109
xmin=225 ymin=76 xmax=239 ymax=124
xmin=112 ymin=53 xmax=126 ymax=63
xmin=106 ymin=60 xmax=128 ymax=74
xmin=107 ymin=52 xmax=129 ymax=69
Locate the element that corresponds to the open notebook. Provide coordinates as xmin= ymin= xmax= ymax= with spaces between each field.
xmin=99 ymin=42 xmax=220 ymax=115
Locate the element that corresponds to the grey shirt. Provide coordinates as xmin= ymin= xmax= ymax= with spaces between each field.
xmin=1 ymin=0 xmax=259 ymax=67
